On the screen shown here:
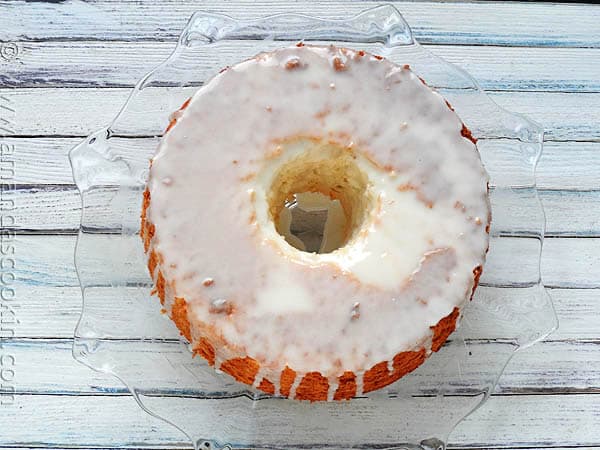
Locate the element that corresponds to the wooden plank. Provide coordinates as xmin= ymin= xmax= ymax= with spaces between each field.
xmin=0 ymin=394 xmax=188 ymax=448
xmin=2 ymin=287 xmax=83 ymax=339
xmin=0 ymin=444 xmax=190 ymax=450
xmin=540 ymin=191 xmax=600 ymax=237
xmin=0 ymin=137 xmax=156 ymax=185
xmin=538 ymin=142 xmax=600 ymax=190
xmin=1 ymin=1 xmax=598 ymax=48
xmin=550 ymin=289 xmax=600 ymax=341
xmin=3 ymin=138 xmax=600 ymax=189
xmin=452 ymin=394 xmax=600 ymax=448
xmin=0 ymin=393 xmax=598 ymax=448
xmin=432 ymin=45 xmax=600 ymax=92
xmin=497 ymin=340 xmax=600 ymax=394
xmin=4 ymin=187 xmax=599 ymax=237
xmin=543 ymin=238 xmax=600 ymax=289
xmin=2 ymin=41 xmax=599 ymax=92
xmin=9 ymin=234 xmax=599 ymax=288
xmin=0 ymin=444 xmax=600 ymax=450
xmin=491 ymin=92 xmax=600 ymax=142
xmin=10 ymin=234 xmax=546 ymax=287
xmin=0 ymin=88 xmax=132 ymax=138
xmin=12 ymin=235 xmax=79 ymax=287
xmin=10 ymin=287 xmax=596 ymax=341
xmin=0 ymin=446 xmax=596 ymax=450
xmin=1 ymin=88 xmax=598 ymax=141
xmin=6 ymin=187 xmax=125 ymax=233
xmin=3 ymin=185 xmax=600 ymax=237
xmin=2 ymin=339 xmax=598 ymax=396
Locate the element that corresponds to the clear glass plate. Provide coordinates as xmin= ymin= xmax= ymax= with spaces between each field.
xmin=69 ymin=6 xmax=557 ymax=450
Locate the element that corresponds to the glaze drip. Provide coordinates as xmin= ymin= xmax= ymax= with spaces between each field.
xmin=143 ymin=44 xmax=490 ymax=400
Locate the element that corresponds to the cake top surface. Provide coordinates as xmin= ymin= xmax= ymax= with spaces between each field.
xmin=146 ymin=44 xmax=490 ymax=383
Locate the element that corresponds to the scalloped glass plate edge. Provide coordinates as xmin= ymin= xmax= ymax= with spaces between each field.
xmin=69 ymin=6 xmax=558 ymax=450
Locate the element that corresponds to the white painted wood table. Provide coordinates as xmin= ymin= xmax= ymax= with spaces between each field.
xmin=0 ymin=1 xmax=599 ymax=448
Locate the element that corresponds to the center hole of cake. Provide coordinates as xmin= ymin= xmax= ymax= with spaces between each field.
xmin=281 ymin=192 xmax=345 ymax=253
xmin=268 ymin=140 xmax=372 ymax=254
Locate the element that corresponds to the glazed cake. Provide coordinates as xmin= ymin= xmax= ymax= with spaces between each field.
xmin=141 ymin=44 xmax=491 ymax=401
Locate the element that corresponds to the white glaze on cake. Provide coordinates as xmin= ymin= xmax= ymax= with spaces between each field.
xmin=144 ymin=44 xmax=490 ymax=399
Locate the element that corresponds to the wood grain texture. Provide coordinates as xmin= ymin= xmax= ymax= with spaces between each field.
xmin=2 ymin=41 xmax=599 ymax=92
xmin=9 ymin=286 xmax=596 ymax=341
xmin=7 ymin=234 xmax=597 ymax=289
xmin=542 ymin=239 xmax=600 ymax=289
xmin=0 ymin=393 xmax=598 ymax=448
xmin=1 ymin=1 xmax=599 ymax=448
xmin=0 ymin=137 xmax=157 ymax=184
xmin=4 ymin=187 xmax=600 ymax=237
xmin=3 ymin=138 xmax=600 ymax=189
xmin=2 ymin=338 xmax=598 ymax=396
xmin=0 ymin=445 xmax=592 ymax=450
xmin=1 ymin=88 xmax=599 ymax=140
xmin=14 ymin=235 xmax=546 ymax=287
xmin=1 ymin=0 xmax=598 ymax=48
xmin=538 ymin=142 xmax=600 ymax=190
xmin=0 ymin=447 xmax=590 ymax=450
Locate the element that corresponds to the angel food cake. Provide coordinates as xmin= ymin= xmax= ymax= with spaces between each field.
xmin=141 ymin=44 xmax=491 ymax=401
